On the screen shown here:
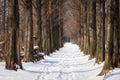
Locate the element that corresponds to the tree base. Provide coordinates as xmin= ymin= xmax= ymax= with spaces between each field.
xmin=98 ymin=69 xmax=109 ymax=76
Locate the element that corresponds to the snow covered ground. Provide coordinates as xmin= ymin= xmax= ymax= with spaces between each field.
xmin=0 ymin=43 xmax=120 ymax=80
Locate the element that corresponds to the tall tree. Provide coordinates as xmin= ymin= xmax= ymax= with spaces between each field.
xmin=83 ymin=0 xmax=88 ymax=54
xmin=24 ymin=0 xmax=34 ymax=62
xmin=6 ymin=0 xmax=22 ymax=70
xmin=2 ymin=0 xmax=6 ymax=33
xmin=41 ymin=0 xmax=49 ymax=55
xmin=89 ymin=0 xmax=97 ymax=59
xmin=80 ymin=1 xmax=84 ymax=51
xmin=112 ymin=0 xmax=119 ymax=68
xmin=36 ymin=0 xmax=43 ymax=52
xmin=99 ymin=0 xmax=119 ymax=75
xmin=96 ymin=0 xmax=105 ymax=63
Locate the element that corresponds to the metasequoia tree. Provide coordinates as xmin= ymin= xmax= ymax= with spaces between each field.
xmin=76 ymin=0 xmax=119 ymax=75
xmin=23 ymin=0 xmax=34 ymax=62
xmin=2 ymin=0 xmax=6 ymax=33
xmin=41 ymin=0 xmax=49 ymax=55
xmin=0 ymin=0 xmax=6 ymax=34
xmin=0 ymin=0 xmax=64 ymax=68
xmin=95 ymin=0 xmax=105 ymax=63
xmin=99 ymin=0 xmax=119 ymax=75
xmin=77 ymin=0 xmax=97 ymax=57
xmin=88 ymin=0 xmax=97 ymax=59
xmin=36 ymin=0 xmax=43 ymax=52
xmin=6 ymin=0 xmax=22 ymax=70
xmin=41 ymin=0 xmax=64 ymax=55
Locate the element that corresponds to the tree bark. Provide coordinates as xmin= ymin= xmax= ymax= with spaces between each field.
xmin=36 ymin=0 xmax=43 ymax=52
xmin=2 ymin=0 xmax=6 ymax=33
xmin=113 ymin=0 xmax=119 ymax=68
xmin=6 ymin=0 xmax=22 ymax=70
xmin=89 ymin=0 xmax=97 ymax=59
xmin=96 ymin=0 xmax=105 ymax=63
xmin=99 ymin=0 xmax=119 ymax=75
xmin=24 ymin=0 xmax=34 ymax=62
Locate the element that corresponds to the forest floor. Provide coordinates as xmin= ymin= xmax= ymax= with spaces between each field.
xmin=0 ymin=43 xmax=120 ymax=80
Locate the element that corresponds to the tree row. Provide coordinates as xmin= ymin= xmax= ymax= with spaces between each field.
xmin=75 ymin=0 xmax=120 ymax=75
xmin=0 ymin=0 xmax=64 ymax=70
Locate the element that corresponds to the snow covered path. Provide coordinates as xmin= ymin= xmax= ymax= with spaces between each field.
xmin=24 ymin=43 xmax=104 ymax=80
xmin=1 ymin=43 xmax=120 ymax=80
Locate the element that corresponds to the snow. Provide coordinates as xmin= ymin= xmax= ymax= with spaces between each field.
xmin=0 ymin=41 xmax=5 ymax=45
xmin=20 ymin=52 xmax=25 ymax=56
xmin=0 ymin=49 xmax=2 ymax=51
xmin=38 ymin=52 xmax=44 ymax=55
xmin=103 ymin=68 xmax=120 ymax=80
xmin=34 ymin=46 xmax=39 ymax=50
xmin=0 ymin=42 xmax=120 ymax=80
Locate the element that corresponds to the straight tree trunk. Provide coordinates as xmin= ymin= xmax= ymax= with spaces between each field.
xmin=99 ymin=0 xmax=119 ymax=75
xmin=101 ymin=0 xmax=105 ymax=62
xmin=2 ymin=0 xmax=6 ymax=33
xmin=89 ymin=0 xmax=97 ymax=59
xmin=113 ymin=0 xmax=119 ymax=68
xmin=24 ymin=0 xmax=34 ymax=62
xmin=41 ymin=0 xmax=49 ymax=55
xmin=36 ymin=0 xmax=43 ymax=52
xmin=119 ymin=0 xmax=120 ymax=67
xmin=80 ymin=3 xmax=84 ymax=51
xmin=86 ymin=0 xmax=90 ymax=55
xmin=96 ymin=0 xmax=105 ymax=63
xmin=83 ymin=0 xmax=88 ymax=55
xmin=6 ymin=0 xmax=22 ymax=70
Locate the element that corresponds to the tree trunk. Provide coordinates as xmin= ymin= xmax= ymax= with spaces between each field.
xmin=80 ymin=3 xmax=84 ymax=51
xmin=86 ymin=0 xmax=90 ymax=55
xmin=113 ymin=0 xmax=119 ymax=68
xmin=36 ymin=0 xmax=43 ymax=52
xmin=83 ymin=0 xmax=88 ymax=55
xmin=96 ymin=0 xmax=105 ymax=63
xmin=2 ymin=0 xmax=6 ymax=33
xmin=6 ymin=0 xmax=22 ymax=70
xmin=101 ymin=0 xmax=105 ymax=62
xmin=89 ymin=0 xmax=97 ymax=59
xmin=24 ymin=0 xmax=34 ymax=62
xmin=99 ymin=0 xmax=119 ymax=75
xmin=119 ymin=0 xmax=120 ymax=67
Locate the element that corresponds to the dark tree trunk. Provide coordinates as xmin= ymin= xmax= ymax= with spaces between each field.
xmin=101 ymin=0 xmax=105 ymax=62
xmin=36 ymin=0 xmax=43 ymax=52
xmin=86 ymin=0 xmax=90 ymax=55
xmin=24 ymin=0 xmax=34 ymax=62
xmin=83 ymin=0 xmax=88 ymax=55
xmin=80 ymin=2 xmax=84 ymax=51
xmin=89 ymin=0 xmax=97 ymax=59
xmin=119 ymin=0 xmax=120 ymax=67
xmin=2 ymin=0 xmax=6 ymax=33
xmin=113 ymin=0 xmax=119 ymax=68
xmin=6 ymin=0 xmax=22 ymax=70
xmin=41 ymin=0 xmax=49 ymax=55
xmin=96 ymin=0 xmax=105 ymax=63
xmin=41 ymin=0 xmax=64 ymax=55
xmin=99 ymin=0 xmax=119 ymax=75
